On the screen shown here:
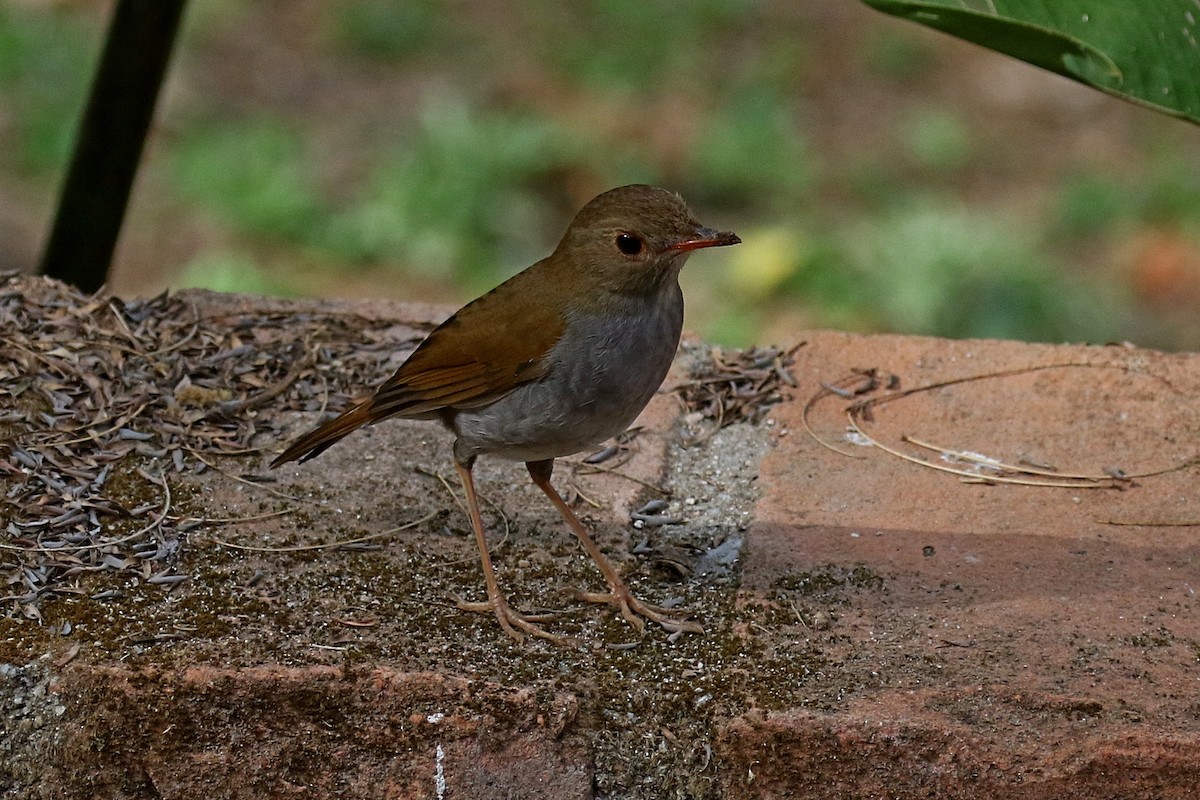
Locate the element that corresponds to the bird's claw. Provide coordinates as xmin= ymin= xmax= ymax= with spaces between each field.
xmin=573 ymin=588 xmax=704 ymax=636
xmin=452 ymin=593 xmax=568 ymax=644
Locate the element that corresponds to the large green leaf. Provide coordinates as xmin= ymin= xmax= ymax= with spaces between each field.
xmin=862 ymin=0 xmax=1200 ymax=124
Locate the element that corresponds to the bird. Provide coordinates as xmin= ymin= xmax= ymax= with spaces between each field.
xmin=271 ymin=184 xmax=740 ymax=642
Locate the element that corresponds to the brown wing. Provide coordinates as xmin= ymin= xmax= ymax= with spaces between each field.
xmin=271 ymin=260 xmax=567 ymax=466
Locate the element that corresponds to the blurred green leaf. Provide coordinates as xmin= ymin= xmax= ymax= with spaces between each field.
xmin=529 ymin=0 xmax=752 ymax=89
xmin=1056 ymin=156 xmax=1200 ymax=237
xmin=319 ymin=99 xmax=583 ymax=287
xmin=690 ymin=86 xmax=811 ymax=206
xmin=860 ymin=21 xmax=938 ymax=79
xmin=1138 ymin=154 xmax=1200 ymax=225
xmin=5 ymin=1 xmax=1194 ymax=349
xmin=1055 ymin=171 xmax=1129 ymax=236
xmin=171 ymin=119 xmax=324 ymax=240
xmin=900 ymin=106 xmax=971 ymax=172
xmin=178 ymin=252 xmax=293 ymax=296
xmin=862 ymin=0 xmax=1200 ymax=123
xmin=331 ymin=0 xmax=445 ymax=61
xmin=841 ymin=200 xmax=1121 ymax=341
xmin=0 ymin=5 xmax=97 ymax=173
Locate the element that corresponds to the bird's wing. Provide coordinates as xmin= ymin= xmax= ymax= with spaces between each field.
xmin=368 ymin=270 xmax=566 ymax=416
xmin=271 ymin=264 xmax=566 ymax=466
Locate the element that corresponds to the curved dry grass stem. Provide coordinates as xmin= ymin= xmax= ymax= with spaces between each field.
xmin=800 ymin=374 xmax=881 ymax=459
xmin=899 ymin=435 xmax=1194 ymax=483
xmin=844 ymin=414 xmax=1117 ymax=489
xmin=900 ymin=435 xmax=1106 ymax=481
xmin=185 ymin=447 xmax=310 ymax=502
xmin=173 ymin=508 xmax=295 ymax=525
xmin=415 ymin=465 xmax=514 ymax=567
xmin=807 ymin=361 xmax=1197 ymax=489
xmin=1098 ymin=517 xmax=1200 ymax=527
xmin=574 ymin=461 xmax=669 ymax=495
xmin=144 ymin=320 xmax=200 ymax=358
xmin=0 ymin=470 xmax=171 ymax=554
xmin=207 ymin=510 xmax=438 ymax=553
xmin=414 ymin=465 xmax=467 ymax=516
xmin=22 ymin=401 xmax=152 ymax=447
xmin=568 ymin=482 xmax=602 ymax=509
xmin=848 ymin=360 xmax=1171 ymax=418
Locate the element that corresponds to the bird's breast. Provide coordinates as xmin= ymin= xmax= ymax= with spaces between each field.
xmin=451 ymin=286 xmax=684 ymax=462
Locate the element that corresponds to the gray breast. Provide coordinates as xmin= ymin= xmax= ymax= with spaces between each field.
xmin=451 ymin=285 xmax=684 ymax=463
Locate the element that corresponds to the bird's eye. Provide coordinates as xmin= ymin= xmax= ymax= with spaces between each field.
xmin=615 ymin=233 xmax=643 ymax=256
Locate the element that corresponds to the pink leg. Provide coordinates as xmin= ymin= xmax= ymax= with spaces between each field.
xmin=527 ymin=459 xmax=703 ymax=635
xmin=453 ymin=459 xmax=560 ymax=643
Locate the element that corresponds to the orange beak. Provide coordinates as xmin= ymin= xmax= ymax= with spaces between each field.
xmin=668 ymin=226 xmax=741 ymax=252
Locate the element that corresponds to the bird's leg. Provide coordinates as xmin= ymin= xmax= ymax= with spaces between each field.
xmin=526 ymin=459 xmax=703 ymax=636
xmin=452 ymin=458 xmax=560 ymax=643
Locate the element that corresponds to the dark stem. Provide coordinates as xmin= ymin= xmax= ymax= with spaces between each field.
xmin=39 ymin=0 xmax=188 ymax=293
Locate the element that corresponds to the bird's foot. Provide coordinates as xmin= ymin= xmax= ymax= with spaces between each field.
xmin=574 ymin=586 xmax=704 ymax=636
xmin=452 ymin=593 xmax=567 ymax=644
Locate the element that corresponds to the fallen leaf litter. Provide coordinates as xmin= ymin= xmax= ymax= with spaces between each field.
xmin=671 ymin=342 xmax=804 ymax=447
xmin=1 ymin=273 xmax=802 ymax=629
xmin=0 ymin=273 xmax=420 ymax=619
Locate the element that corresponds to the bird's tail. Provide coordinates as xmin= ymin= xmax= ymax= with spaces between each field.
xmin=270 ymin=399 xmax=376 ymax=468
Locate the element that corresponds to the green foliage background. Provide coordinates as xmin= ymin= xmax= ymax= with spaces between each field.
xmin=3 ymin=1 xmax=1200 ymax=349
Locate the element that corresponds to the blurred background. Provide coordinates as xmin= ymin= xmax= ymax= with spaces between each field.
xmin=2 ymin=0 xmax=1200 ymax=349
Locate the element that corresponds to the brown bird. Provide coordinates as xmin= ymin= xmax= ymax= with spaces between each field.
xmin=271 ymin=184 xmax=740 ymax=641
